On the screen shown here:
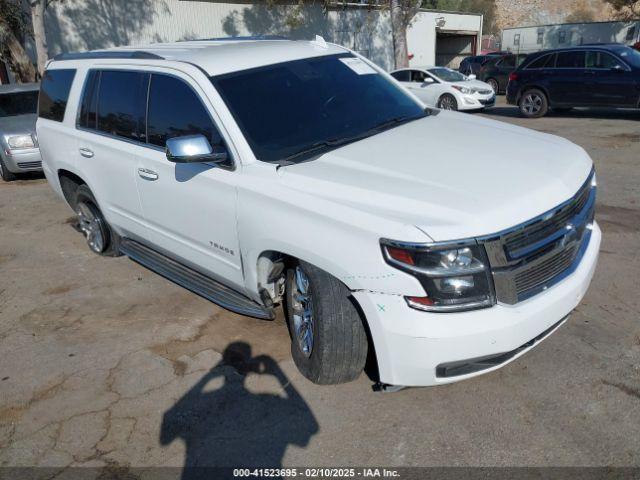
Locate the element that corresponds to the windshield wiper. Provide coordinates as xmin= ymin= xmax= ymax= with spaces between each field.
xmin=279 ymin=113 xmax=426 ymax=164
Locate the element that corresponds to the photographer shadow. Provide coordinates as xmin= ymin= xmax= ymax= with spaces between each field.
xmin=160 ymin=342 xmax=319 ymax=480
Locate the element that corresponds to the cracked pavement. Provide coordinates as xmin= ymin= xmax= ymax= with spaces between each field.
xmin=1 ymin=98 xmax=639 ymax=477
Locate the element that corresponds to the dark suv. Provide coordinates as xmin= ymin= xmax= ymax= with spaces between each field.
xmin=507 ymin=44 xmax=640 ymax=118
xmin=478 ymin=54 xmax=527 ymax=94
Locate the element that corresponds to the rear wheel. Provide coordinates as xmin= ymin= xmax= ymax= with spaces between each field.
xmin=486 ymin=78 xmax=499 ymax=94
xmin=285 ymin=261 xmax=368 ymax=385
xmin=0 ymin=157 xmax=17 ymax=182
xmin=74 ymin=185 xmax=121 ymax=256
xmin=519 ymin=89 xmax=549 ymax=118
xmin=437 ymin=94 xmax=458 ymax=111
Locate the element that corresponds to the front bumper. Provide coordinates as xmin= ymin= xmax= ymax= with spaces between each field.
xmin=354 ymin=222 xmax=601 ymax=387
xmin=3 ymin=148 xmax=42 ymax=173
xmin=458 ymin=93 xmax=496 ymax=110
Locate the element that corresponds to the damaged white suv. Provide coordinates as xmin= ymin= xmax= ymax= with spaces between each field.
xmin=37 ymin=38 xmax=600 ymax=389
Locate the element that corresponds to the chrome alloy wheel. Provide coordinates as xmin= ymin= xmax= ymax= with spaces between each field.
xmin=438 ymin=95 xmax=456 ymax=110
xmin=76 ymin=202 xmax=105 ymax=253
xmin=291 ymin=266 xmax=314 ymax=357
xmin=522 ymin=92 xmax=544 ymax=115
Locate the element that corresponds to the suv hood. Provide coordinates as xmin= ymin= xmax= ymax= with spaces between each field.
xmin=279 ymin=112 xmax=593 ymax=242
xmin=0 ymin=114 xmax=37 ymax=137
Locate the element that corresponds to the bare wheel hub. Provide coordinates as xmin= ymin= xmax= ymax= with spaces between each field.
xmin=76 ymin=202 xmax=105 ymax=253
xmin=291 ymin=267 xmax=314 ymax=357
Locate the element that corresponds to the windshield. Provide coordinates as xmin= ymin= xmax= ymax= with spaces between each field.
xmin=0 ymin=91 xmax=39 ymax=117
xmin=212 ymin=54 xmax=426 ymax=163
xmin=613 ymin=45 xmax=640 ymax=68
xmin=428 ymin=68 xmax=467 ymax=82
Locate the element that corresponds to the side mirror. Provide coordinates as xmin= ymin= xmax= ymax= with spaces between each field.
xmin=423 ymin=77 xmax=435 ymax=84
xmin=468 ymin=74 xmax=477 ymax=80
xmin=166 ymin=134 xmax=229 ymax=164
xmin=611 ymin=65 xmax=625 ymax=73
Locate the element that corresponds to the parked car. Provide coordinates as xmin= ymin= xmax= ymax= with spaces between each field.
xmin=0 ymin=83 xmax=42 ymax=181
xmin=390 ymin=66 xmax=495 ymax=111
xmin=37 ymin=39 xmax=600 ymax=389
xmin=507 ymin=44 xmax=640 ymax=118
xmin=478 ymin=54 xmax=528 ymax=94
xmin=458 ymin=53 xmax=506 ymax=76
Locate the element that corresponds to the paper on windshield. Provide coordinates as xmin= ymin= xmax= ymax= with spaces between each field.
xmin=340 ymin=57 xmax=377 ymax=75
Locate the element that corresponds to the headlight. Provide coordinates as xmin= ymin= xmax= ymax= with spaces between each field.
xmin=7 ymin=135 xmax=35 ymax=150
xmin=452 ymin=85 xmax=472 ymax=94
xmin=382 ymin=240 xmax=495 ymax=312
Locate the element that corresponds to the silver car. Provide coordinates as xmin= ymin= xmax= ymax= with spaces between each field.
xmin=0 ymin=83 xmax=42 ymax=181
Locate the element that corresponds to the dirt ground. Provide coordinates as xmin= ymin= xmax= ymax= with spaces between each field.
xmin=1 ymin=98 xmax=639 ymax=476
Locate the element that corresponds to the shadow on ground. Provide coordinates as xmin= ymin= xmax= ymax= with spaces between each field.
xmin=160 ymin=342 xmax=319 ymax=479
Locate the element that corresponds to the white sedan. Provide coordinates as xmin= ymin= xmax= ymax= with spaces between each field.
xmin=390 ymin=66 xmax=496 ymax=111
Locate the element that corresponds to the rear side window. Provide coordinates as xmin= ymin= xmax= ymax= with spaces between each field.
xmin=96 ymin=70 xmax=149 ymax=142
xmin=390 ymin=70 xmax=410 ymax=82
xmin=500 ymin=56 xmax=516 ymax=68
xmin=147 ymin=74 xmax=221 ymax=148
xmin=556 ymin=51 xmax=585 ymax=68
xmin=78 ymin=70 xmax=99 ymax=129
xmin=39 ymin=69 xmax=76 ymax=122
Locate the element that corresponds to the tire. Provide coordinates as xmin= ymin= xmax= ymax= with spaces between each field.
xmin=0 ymin=157 xmax=17 ymax=182
xmin=285 ymin=261 xmax=368 ymax=385
xmin=519 ymin=88 xmax=549 ymax=118
xmin=73 ymin=185 xmax=121 ymax=256
xmin=487 ymin=78 xmax=499 ymax=94
xmin=437 ymin=94 xmax=458 ymax=111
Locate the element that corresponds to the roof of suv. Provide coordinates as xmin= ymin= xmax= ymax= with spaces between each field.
xmin=51 ymin=38 xmax=349 ymax=76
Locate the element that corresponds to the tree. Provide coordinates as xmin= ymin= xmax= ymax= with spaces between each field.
xmin=389 ymin=0 xmax=422 ymax=68
xmin=30 ymin=0 xmax=49 ymax=76
xmin=0 ymin=0 xmax=37 ymax=82
xmin=604 ymin=0 xmax=640 ymax=19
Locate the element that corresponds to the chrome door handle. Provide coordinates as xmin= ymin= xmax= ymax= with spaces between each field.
xmin=79 ymin=148 xmax=94 ymax=158
xmin=138 ymin=168 xmax=158 ymax=181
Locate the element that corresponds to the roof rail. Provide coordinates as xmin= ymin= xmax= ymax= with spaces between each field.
xmin=53 ymin=51 xmax=165 ymax=61
xmin=180 ymin=35 xmax=289 ymax=42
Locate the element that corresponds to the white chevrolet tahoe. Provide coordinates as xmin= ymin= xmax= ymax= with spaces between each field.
xmin=37 ymin=38 xmax=600 ymax=389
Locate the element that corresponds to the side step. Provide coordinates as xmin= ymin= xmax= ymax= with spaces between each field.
xmin=120 ymin=239 xmax=274 ymax=320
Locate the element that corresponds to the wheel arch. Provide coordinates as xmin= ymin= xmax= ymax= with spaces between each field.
xmin=58 ymin=169 xmax=87 ymax=209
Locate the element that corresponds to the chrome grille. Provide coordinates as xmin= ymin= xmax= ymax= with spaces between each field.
xmin=484 ymin=170 xmax=596 ymax=304
xmin=17 ymin=161 xmax=42 ymax=169
xmin=503 ymin=179 xmax=592 ymax=258
xmin=514 ymin=243 xmax=578 ymax=294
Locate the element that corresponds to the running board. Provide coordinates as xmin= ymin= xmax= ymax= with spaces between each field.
xmin=120 ymin=239 xmax=274 ymax=320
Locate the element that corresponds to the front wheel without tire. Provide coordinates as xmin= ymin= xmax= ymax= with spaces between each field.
xmin=285 ymin=261 xmax=368 ymax=385
xmin=74 ymin=185 xmax=121 ymax=256
xmin=519 ymin=89 xmax=549 ymax=118
xmin=438 ymin=94 xmax=458 ymax=111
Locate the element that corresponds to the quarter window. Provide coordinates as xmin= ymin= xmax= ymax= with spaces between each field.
xmin=526 ymin=53 xmax=555 ymax=69
xmin=39 ymin=69 xmax=76 ymax=122
xmin=626 ymin=25 xmax=636 ymax=41
xmin=513 ymin=34 xmax=520 ymax=46
xmin=96 ymin=70 xmax=149 ymax=142
xmin=537 ymin=31 xmax=543 ymax=45
xmin=147 ymin=74 xmax=221 ymax=148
